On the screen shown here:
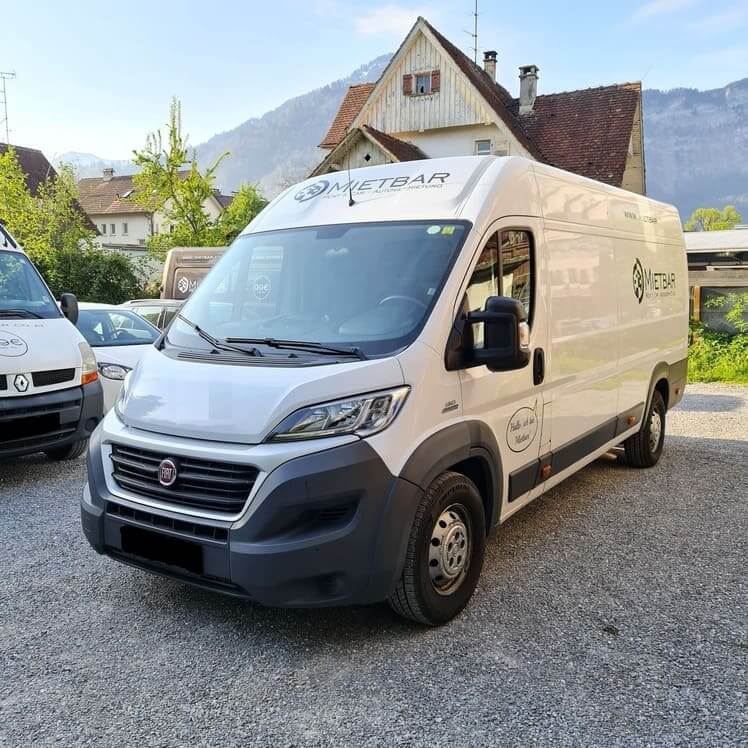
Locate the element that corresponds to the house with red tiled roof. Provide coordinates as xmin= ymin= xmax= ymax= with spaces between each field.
xmin=0 ymin=143 xmax=98 ymax=231
xmin=313 ymin=17 xmax=645 ymax=195
xmin=77 ymin=168 xmax=234 ymax=250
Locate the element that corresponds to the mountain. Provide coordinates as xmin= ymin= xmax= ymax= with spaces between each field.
xmin=194 ymin=55 xmax=392 ymax=198
xmin=56 ymin=62 xmax=747 ymax=221
xmin=53 ymin=151 xmax=137 ymax=179
xmin=643 ymin=78 xmax=748 ymax=220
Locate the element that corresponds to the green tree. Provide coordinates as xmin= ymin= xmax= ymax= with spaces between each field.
xmin=0 ymin=146 xmax=144 ymax=303
xmin=132 ymin=98 xmax=266 ymax=258
xmin=684 ymin=205 xmax=742 ymax=232
xmin=213 ymin=183 xmax=267 ymax=245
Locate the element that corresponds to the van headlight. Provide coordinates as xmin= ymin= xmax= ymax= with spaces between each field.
xmin=98 ymin=363 xmax=132 ymax=380
xmin=268 ymin=386 xmax=410 ymax=442
xmin=113 ymin=371 xmax=132 ymax=421
xmin=79 ymin=342 xmax=99 ymax=385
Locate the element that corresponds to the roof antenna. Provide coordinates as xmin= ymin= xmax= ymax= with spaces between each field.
xmin=463 ymin=1 xmax=479 ymax=65
xmin=346 ymin=147 xmax=355 ymax=207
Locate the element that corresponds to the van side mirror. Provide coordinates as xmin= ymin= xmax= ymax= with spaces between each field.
xmin=60 ymin=293 xmax=79 ymax=325
xmin=467 ymin=296 xmax=530 ymax=372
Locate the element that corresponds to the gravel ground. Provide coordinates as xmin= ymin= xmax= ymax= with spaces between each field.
xmin=1 ymin=383 xmax=746 ymax=746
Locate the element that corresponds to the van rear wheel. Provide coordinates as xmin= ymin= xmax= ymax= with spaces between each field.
xmin=624 ymin=390 xmax=666 ymax=468
xmin=44 ymin=439 xmax=88 ymax=461
xmin=389 ymin=471 xmax=486 ymax=626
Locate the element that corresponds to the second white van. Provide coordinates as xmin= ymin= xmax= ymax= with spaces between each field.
xmin=81 ymin=157 xmax=688 ymax=624
xmin=1 ymin=223 xmax=103 ymax=461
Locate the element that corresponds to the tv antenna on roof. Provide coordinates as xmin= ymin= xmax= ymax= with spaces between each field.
xmin=463 ymin=1 xmax=479 ymax=64
xmin=0 ymin=71 xmax=16 ymax=145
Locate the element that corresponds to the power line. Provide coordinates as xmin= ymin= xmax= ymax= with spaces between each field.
xmin=0 ymin=71 xmax=16 ymax=145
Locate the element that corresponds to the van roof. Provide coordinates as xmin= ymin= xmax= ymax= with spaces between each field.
xmin=248 ymin=156 xmax=495 ymax=233
xmin=246 ymin=156 xmax=682 ymax=242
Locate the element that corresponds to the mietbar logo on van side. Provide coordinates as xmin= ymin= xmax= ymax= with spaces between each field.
xmin=632 ymin=258 xmax=676 ymax=304
xmin=293 ymin=172 xmax=451 ymax=203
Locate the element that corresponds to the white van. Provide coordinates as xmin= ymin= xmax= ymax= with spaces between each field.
xmin=81 ymin=157 xmax=688 ymax=624
xmin=1 ymin=223 xmax=103 ymax=460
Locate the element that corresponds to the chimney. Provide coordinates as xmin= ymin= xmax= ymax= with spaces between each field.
xmin=102 ymin=167 xmax=114 ymax=181
xmin=518 ymin=65 xmax=539 ymax=114
xmin=483 ymin=50 xmax=497 ymax=82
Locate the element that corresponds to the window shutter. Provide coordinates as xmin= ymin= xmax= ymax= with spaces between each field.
xmin=431 ymin=69 xmax=441 ymax=93
xmin=402 ymin=74 xmax=413 ymax=96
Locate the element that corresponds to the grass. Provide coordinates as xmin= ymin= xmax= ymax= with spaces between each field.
xmin=688 ymin=329 xmax=748 ymax=384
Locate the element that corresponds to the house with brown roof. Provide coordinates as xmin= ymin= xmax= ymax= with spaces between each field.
xmin=77 ymin=168 xmax=234 ymax=250
xmin=313 ymin=17 xmax=645 ymax=194
xmin=0 ymin=143 xmax=97 ymax=231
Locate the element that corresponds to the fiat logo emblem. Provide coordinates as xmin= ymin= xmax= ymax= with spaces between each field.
xmin=158 ymin=458 xmax=178 ymax=487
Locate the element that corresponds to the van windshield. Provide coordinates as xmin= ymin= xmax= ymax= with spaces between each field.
xmin=168 ymin=221 xmax=469 ymax=357
xmin=0 ymin=250 xmax=61 ymax=319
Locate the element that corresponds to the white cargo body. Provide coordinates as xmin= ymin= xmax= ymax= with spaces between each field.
xmin=82 ymin=157 xmax=688 ymax=624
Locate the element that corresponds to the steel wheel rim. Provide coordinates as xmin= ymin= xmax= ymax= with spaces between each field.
xmin=649 ymin=410 xmax=662 ymax=452
xmin=428 ymin=503 xmax=471 ymax=595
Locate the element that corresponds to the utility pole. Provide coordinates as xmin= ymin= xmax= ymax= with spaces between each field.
xmin=0 ymin=71 xmax=16 ymax=144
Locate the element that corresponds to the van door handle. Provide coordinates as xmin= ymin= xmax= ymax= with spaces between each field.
xmin=533 ymin=348 xmax=545 ymax=386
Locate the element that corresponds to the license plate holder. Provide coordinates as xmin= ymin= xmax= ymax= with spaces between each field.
xmin=120 ymin=525 xmax=203 ymax=576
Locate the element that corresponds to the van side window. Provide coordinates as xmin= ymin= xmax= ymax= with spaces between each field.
xmin=499 ymin=230 xmax=533 ymax=318
xmin=465 ymin=229 xmax=534 ymax=346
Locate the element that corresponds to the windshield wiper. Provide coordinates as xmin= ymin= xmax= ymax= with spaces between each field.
xmin=225 ymin=337 xmax=368 ymax=360
xmin=177 ymin=314 xmax=263 ymax=357
xmin=0 ymin=308 xmax=44 ymax=319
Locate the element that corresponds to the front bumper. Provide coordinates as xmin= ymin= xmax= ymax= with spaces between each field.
xmin=81 ymin=427 xmax=423 ymax=607
xmin=0 ymin=381 xmax=103 ymax=460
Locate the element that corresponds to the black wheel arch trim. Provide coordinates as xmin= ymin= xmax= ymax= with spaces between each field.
xmin=647 ymin=356 xmax=687 ymax=412
xmin=399 ymin=420 xmax=503 ymax=532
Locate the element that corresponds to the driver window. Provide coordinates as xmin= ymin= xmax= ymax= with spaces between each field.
xmin=465 ymin=229 xmax=534 ymax=348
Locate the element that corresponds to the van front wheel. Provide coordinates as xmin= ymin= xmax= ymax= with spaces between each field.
xmin=389 ymin=471 xmax=486 ymax=626
xmin=44 ymin=439 xmax=88 ymax=461
xmin=624 ymin=390 xmax=666 ymax=468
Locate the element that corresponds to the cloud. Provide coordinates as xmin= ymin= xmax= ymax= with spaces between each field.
xmin=354 ymin=5 xmax=434 ymax=37
xmin=630 ymin=0 xmax=699 ymax=22
xmin=687 ymin=5 xmax=748 ymax=34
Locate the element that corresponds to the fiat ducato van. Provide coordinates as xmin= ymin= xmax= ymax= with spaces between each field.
xmin=1 ymin=222 xmax=103 ymax=460
xmin=81 ymin=157 xmax=688 ymax=624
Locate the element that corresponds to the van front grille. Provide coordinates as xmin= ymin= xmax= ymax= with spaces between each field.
xmin=110 ymin=444 xmax=258 ymax=515
xmin=0 ymin=391 xmax=82 ymax=453
xmin=0 ymin=375 xmax=6 ymax=391
xmin=32 ymin=368 xmax=76 ymax=387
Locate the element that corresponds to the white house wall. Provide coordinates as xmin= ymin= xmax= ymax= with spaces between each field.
xmin=400 ymin=123 xmax=521 ymax=159
xmin=91 ymin=213 xmax=151 ymax=247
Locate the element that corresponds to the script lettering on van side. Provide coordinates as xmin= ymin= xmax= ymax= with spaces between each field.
xmin=506 ymin=401 xmax=539 ymax=453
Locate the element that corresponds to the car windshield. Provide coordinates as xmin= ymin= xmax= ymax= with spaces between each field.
xmin=77 ymin=309 xmax=160 ymax=347
xmin=167 ymin=221 xmax=470 ymax=357
xmin=0 ymin=250 xmax=61 ymax=319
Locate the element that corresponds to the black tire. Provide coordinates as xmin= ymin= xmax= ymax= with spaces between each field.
xmin=389 ymin=470 xmax=486 ymax=626
xmin=624 ymin=390 xmax=666 ymax=468
xmin=44 ymin=439 xmax=88 ymax=461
